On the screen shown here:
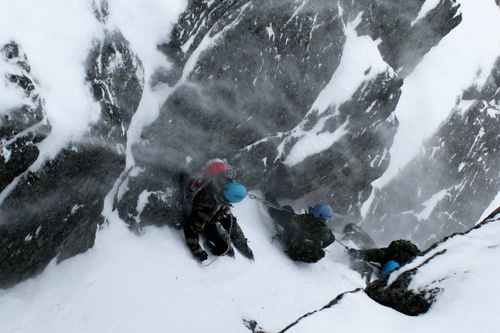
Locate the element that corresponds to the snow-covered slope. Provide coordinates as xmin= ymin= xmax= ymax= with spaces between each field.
xmin=0 ymin=197 xmax=498 ymax=333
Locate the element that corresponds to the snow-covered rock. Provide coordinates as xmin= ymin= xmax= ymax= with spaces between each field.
xmin=362 ymin=56 xmax=500 ymax=249
xmin=0 ymin=41 xmax=50 ymax=192
xmin=0 ymin=2 xmax=144 ymax=288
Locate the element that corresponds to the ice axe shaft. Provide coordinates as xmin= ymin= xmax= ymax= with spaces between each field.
xmin=248 ymin=194 xmax=293 ymax=212
xmin=336 ymin=238 xmax=349 ymax=250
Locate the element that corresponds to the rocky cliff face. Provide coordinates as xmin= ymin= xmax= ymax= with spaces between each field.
xmin=362 ymin=56 xmax=500 ymax=249
xmin=0 ymin=42 xmax=50 ymax=193
xmin=116 ymin=0 xmax=461 ymax=232
xmin=1 ymin=0 xmax=497 ymax=289
xmin=0 ymin=2 xmax=144 ymax=288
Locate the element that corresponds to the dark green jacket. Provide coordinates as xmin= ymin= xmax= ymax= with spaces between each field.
xmin=284 ymin=213 xmax=335 ymax=248
xmin=183 ymin=181 xmax=251 ymax=258
xmin=278 ymin=211 xmax=335 ymax=263
xmin=356 ymin=240 xmax=420 ymax=266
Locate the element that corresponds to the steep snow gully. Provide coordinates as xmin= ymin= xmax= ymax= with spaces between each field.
xmin=0 ymin=0 xmax=499 ymax=332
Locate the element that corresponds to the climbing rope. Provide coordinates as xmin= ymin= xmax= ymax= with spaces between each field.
xmin=335 ymin=238 xmax=350 ymax=250
xmin=201 ymin=255 xmax=220 ymax=267
xmin=201 ymin=213 xmax=235 ymax=267
xmin=249 ymin=194 xmax=353 ymax=250
xmin=248 ymin=193 xmax=295 ymax=213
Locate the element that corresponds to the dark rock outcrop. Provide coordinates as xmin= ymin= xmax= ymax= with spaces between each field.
xmin=0 ymin=42 xmax=50 ymax=193
xmin=364 ymin=260 xmax=440 ymax=316
xmin=0 ymin=15 xmax=144 ymax=287
xmin=0 ymin=146 xmax=125 ymax=287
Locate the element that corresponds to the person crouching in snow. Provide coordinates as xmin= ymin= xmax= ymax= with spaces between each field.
xmin=266 ymin=194 xmax=335 ymax=263
xmin=347 ymin=239 xmax=420 ymax=279
xmin=183 ymin=159 xmax=254 ymax=262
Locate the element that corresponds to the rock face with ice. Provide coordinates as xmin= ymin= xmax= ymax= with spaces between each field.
xmin=118 ymin=0 xmax=463 ymax=232
xmin=0 ymin=0 xmax=498 ymax=306
xmin=0 ymin=4 xmax=144 ymax=287
xmin=0 ymin=42 xmax=50 ymax=193
xmin=362 ymin=57 xmax=500 ymax=249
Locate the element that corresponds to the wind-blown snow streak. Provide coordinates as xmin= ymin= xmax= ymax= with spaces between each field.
xmin=179 ymin=2 xmax=251 ymax=84
xmin=413 ymin=189 xmax=448 ymax=220
xmin=284 ymin=119 xmax=349 ymax=167
xmin=411 ymin=0 xmax=441 ymax=26
xmin=278 ymin=14 xmax=392 ymax=166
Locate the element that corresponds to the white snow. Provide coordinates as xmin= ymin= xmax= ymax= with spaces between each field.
xmin=280 ymin=14 xmax=392 ymax=166
xmin=0 ymin=1 xmax=104 ymax=164
xmin=293 ymin=218 xmax=500 ymax=333
xmin=362 ymin=0 xmax=500 ymax=219
xmin=309 ymin=14 xmax=389 ymax=117
xmin=411 ymin=0 xmax=441 ymax=26
xmin=284 ymin=118 xmax=349 ymax=167
xmin=478 ymin=189 xmax=500 ymax=224
xmin=0 ymin=195 xmax=499 ymax=332
xmin=0 ymin=0 xmax=500 ymax=332
xmin=414 ymin=189 xmax=448 ymax=220
xmin=105 ymin=0 xmax=186 ymax=78
xmin=266 ymin=24 xmax=276 ymax=41
xmin=0 ymin=58 xmax=34 ymax=115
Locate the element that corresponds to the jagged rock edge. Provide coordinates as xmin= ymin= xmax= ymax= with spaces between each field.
xmin=243 ymin=288 xmax=364 ymax=333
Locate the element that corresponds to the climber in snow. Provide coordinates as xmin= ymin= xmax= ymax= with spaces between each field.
xmin=347 ymin=239 xmax=421 ymax=277
xmin=264 ymin=194 xmax=335 ymax=263
xmin=183 ymin=158 xmax=254 ymax=262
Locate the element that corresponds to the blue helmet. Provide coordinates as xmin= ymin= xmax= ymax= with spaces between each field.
xmin=223 ymin=182 xmax=247 ymax=203
xmin=382 ymin=260 xmax=400 ymax=275
xmin=312 ymin=204 xmax=333 ymax=220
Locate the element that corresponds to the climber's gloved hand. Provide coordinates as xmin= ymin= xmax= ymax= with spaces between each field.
xmin=194 ymin=250 xmax=208 ymax=262
xmin=347 ymin=248 xmax=363 ymax=259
